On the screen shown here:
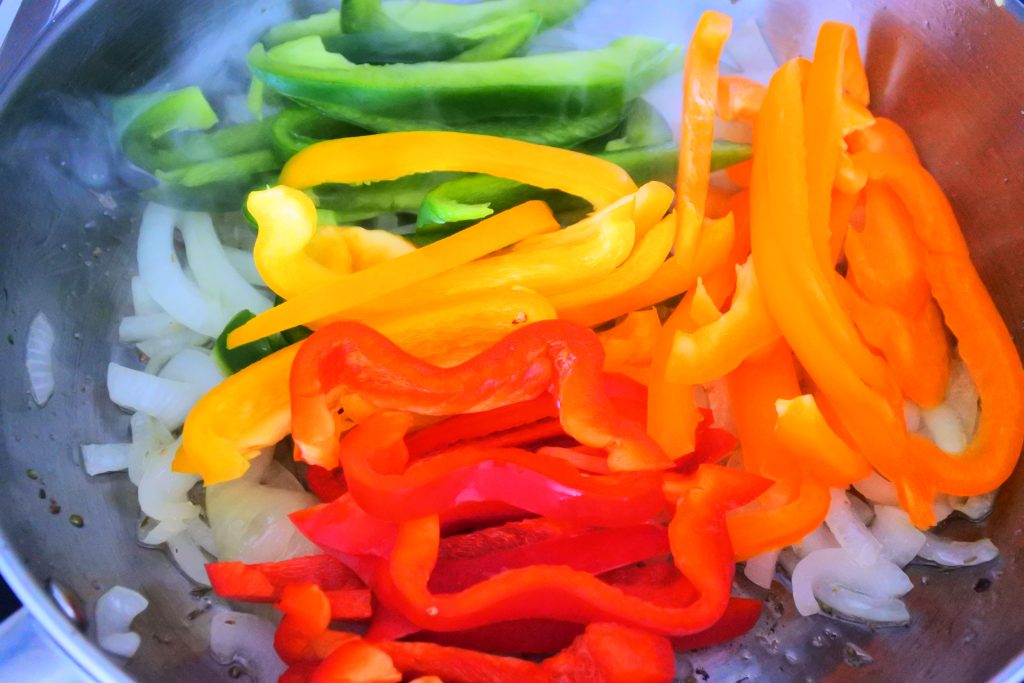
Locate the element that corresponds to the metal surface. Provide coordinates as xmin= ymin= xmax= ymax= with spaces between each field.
xmin=0 ymin=1 xmax=1021 ymax=682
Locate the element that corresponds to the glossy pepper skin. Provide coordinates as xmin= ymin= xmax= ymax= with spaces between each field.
xmin=288 ymin=319 xmax=673 ymax=472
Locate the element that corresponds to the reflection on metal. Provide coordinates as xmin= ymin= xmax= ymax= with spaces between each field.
xmin=46 ymin=579 xmax=87 ymax=632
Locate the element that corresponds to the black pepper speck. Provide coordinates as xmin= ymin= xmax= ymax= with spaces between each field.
xmin=974 ymin=578 xmax=992 ymax=593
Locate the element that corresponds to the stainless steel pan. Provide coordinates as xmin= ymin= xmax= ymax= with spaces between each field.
xmin=0 ymin=1 xmax=1022 ymax=681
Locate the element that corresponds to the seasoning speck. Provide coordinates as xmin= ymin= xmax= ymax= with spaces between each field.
xmin=843 ymin=642 xmax=874 ymax=668
xmin=186 ymin=607 xmax=207 ymax=621
xmin=6 ymin=334 xmax=12 ymax=345
xmin=37 ymin=488 xmax=46 ymax=499
xmin=49 ymin=499 xmax=61 ymax=515
xmin=190 ymin=586 xmax=212 ymax=599
xmin=974 ymin=578 xmax=992 ymax=593
xmin=26 ymin=469 xmax=38 ymax=480
xmin=69 ymin=514 xmax=84 ymax=528
xmin=227 ymin=664 xmax=245 ymax=679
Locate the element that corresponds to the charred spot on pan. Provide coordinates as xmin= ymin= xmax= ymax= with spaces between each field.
xmin=974 ymin=577 xmax=992 ymax=593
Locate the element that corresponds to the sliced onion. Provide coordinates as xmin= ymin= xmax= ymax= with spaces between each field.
xmin=791 ymin=548 xmax=912 ymax=617
xmin=179 ymin=211 xmax=271 ymax=317
xmin=157 ymin=348 xmax=225 ymax=393
xmin=81 ymin=443 xmax=130 ymax=476
xmin=185 ymin=518 xmax=218 ymax=556
xmin=107 ymin=363 xmax=204 ymax=430
xmin=127 ymin=412 xmax=174 ymax=486
xmin=950 ymin=491 xmax=997 ymax=521
xmin=945 ymin=358 xmax=979 ymax=439
xmin=822 ymin=585 xmax=910 ymax=626
xmin=137 ymin=441 xmax=199 ymax=522
xmin=825 ymin=489 xmax=882 ymax=566
xmin=167 ymin=531 xmax=211 ymax=585
xmin=848 ymin=493 xmax=875 ymax=526
xmin=130 ymin=276 xmax=162 ymax=315
xmin=118 ymin=313 xmax=180 ymax=343
xmin=222 ymin=246 xmax=265 ymax=287
xmin=916 ymin=533 xmax=999 ymax=567
xmin=138 ymin=518 xmax=186 ymax=547
xmin=921 ymin=404 xmax=967 ymax=454
xmin=261 ymin=460 xmax=308 ymax=493
xmin=793 ymin=524 xmax=839 ymax=559
xmin=932 ymin=495 xmax=955 ymax=524
xmin=852 ymin=471 xmax=900 ymax=506
xmin=209 ymin=609 xmax=286 ymax=682
xmin=870 ymin=505 xmax=926 ymax=568
xmin=743 ymin=548 xmax=780 ymax=589
xmin=25 ymin=311 xmax=55 ymax=406
xmin=238 ymin=515 xmax=319 ymax=564
xmin=96 ymin=586 xmax=148 ymax=658
xmin=136 ymin=328 xmax=211 ymax=375
xmin=137 ymin=202 xmax=224 ymax=336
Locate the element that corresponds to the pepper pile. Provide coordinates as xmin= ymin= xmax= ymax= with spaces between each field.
xmin=170 ymin=6 xmax=1024 ymax=682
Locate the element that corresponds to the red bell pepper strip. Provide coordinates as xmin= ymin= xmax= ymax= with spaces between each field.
xmin=375 ymin=464 xmax=768 ymax=634
xmin=669 ymin=597 xmax=763 ymax=651
xmin=275 ymin=584 xmax=359 ymax=665
xmin=542 ymin=622 xmax=676 ymax=683
xmin=312 ymin=640 xmax=401 ymax=683
xmin=422 ymin=619 xmax=583 ymax=655
xmin=207 ymin=555 xmax=364 ymax=599
xmin=338 ymin=411 xmax=667 ymax=527
xmin=306 ymin=466 xmax=349 ymax=503
xmin=459 ymin=419 xmax=566 ymax=451
xmin=290 ymin=320 xmax=672 ymax=472
xmin=405 ymin=395 xmax=558 ymax=458
xmin=376 ymin=640 xmax=549 ymax=683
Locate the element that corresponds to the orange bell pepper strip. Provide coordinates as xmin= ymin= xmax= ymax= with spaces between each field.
xmin=717 ymin=76 xmax=765 ymax=123
xmin=727 ymin=478 xmax=830 ymax=561
xmin=751 ymin=60 xmax=911 ymax=513
xmin=647 ymin=302 xmax=702 ymax=458
xmin=675 ymin=11 xmax=732 ymax=268
xmin=845 ymin=181 xmax=931 ymax=316
xmin=855 ymin=151 xmax=1024 ymax=500
xmin=774 ymin=395 xmax=873 ymax=486
xmin=837 ymin=277 xmax=950 ymax=408
xmin=229 ymin=200 xmax=557 ymax=346
xmin=663 ymin=258 xmax=781 ymax=385
xmin=247 ymin=186 xmax=415 ymax=300
xmin=803 ymin=21 xmax=871 ymax=274
xmin=174 ymin=287 xmax=557 ymax=484
xmin=699 ymin=189 xmax=753 ymax=305
xmin=847 ymin=117 xmax=919 ymax=162
xmin=280 ymin=131 xmax=637 ymax=209
xmin=597 ymin=309 xmax=662 ymax=385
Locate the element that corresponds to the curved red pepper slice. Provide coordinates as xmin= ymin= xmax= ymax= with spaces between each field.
xmin=339 ymin=411 xmax=667 ymax=527
xmin=290 ymin=320 xmax=672 ymax=472
xmin=374 ymin=464 xmax=769 ymax=635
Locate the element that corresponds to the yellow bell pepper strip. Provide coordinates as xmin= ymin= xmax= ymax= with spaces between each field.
xmin=248 ymin=186 xmax=416 ymax=300
xmin=279 ymin=131 xmax=637 ymax=208
xmin=751 ymin=60 xmax=911 ymax=514
xmin=774 ymin=395 xmax=873 ymax=487
xmin=699 ymin=189 xmax=752 ymax=306
xmin=646 ymin=299 xmax=702 ymax=459
xmin=565 ymin=213 xmax=735 ymax=327
xmin=675 ymin=11 xmax=731 ymax=269
xmin=229 ymin=200 xmax=558 ymax=346
xmin=597 ymin=309 xmax=661 ymax=385
xmin=687 ymin=279 xmax=723 ymax=327
xmin=845 ymin=181 xmax=931 ymax=316
xmin=803 ymin=21 xmax=871 ymax=276
xmin=837 ymin=277 xmax=950 ymax=408
xmin=856 ymin=151 xmax=1024 ymax=500
xmin=174 ymin=286 xmax=558 ymax=484
xmin=663 ymin=259 xmax=781 ymax=385
xmin=552 ymin=212 xmax=673 ymax=322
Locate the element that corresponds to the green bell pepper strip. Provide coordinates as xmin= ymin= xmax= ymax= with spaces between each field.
xmin=368 ymin=0 xmax=587 ymax=35
xmin=262 ymin=10 xmax=343 ymax=48
xmin=447 ymin=12 xmax=542 ymax=62
xmin=308 ymin=172 xmax=461 ymax=224
xmin=213 ymin=307 xmax=311 ymax=375
xmin=603 ymin=98 xmax=675 ymax=152
xmin=417 ymin=140 xmax=752 ymax=233
xmin=247 ymin=36 xmax=681 ymax=144
xmin=270 ymin=107 xmax=368 ymax=159
xmin=322 ymin=30 xmax=478 ymax=64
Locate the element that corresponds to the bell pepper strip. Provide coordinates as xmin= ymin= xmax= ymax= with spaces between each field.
xmin=418 ymin=619 xmax=583 ymax=655
xmin=717 ymin=76 xmax=765 ymax=122
xmin=669 ymin=597 xmax=762 ymax=652
xmin=377 ymin=640 xmax=549 ymax=683
xmin=674 ymin=11 xmax=732 ymax=268
xmin=542 ymin=622 xmax=676 ymax=683
xmin=846 ymin=117 xmax=919 ymax=162
xmin=844 ymin=181 xmax=931 ymax=316
xmin=405 ymin=395 xmax=558 ymax=458
xmin=726 ymin=478 xmax=830 ymax=561
xmin=698 ymin=188 xmax=753 ymax=304
xmin=312 ymin=639 xmax=402 ymax=683
xmin=774 ymin=395 xmax=873 ymax=487
xmin=686 ymin=279 xmax=723 ymax=327
xmin=537 ymin=446 xmax=613 ymax=475
xmin=176 ymin=287 xmax=558 ymax=484
xmin=307 ymin=465 xmax=349 ymax=503
xmin=313 ymin=226 xmax=415 ymax=272
xmin=646 ymin=297 xmax=702 ymax=458
xmin=276 ymin=584 xmax=360 ymax=665
xmin=827 ymin=186 xmax=860 ymax=266
xmin=455 ymin=419 xmax=566 ymax=451
xmin=409 ymin=678 xmax=443 ymax=683
xmin=337 ymin=412 xmax=666 ymax=526
xmin=228 ymin=200 xmax=558 ymax=346
xmin=750 ymin=60 xmax=907 ymax=492
xmin=838 ymin=278 xmax=950 ymax=408
xmin=375 ymin=464 xmax=768 ymax=634
xmin=597 ymin=309 xmax=662 ymax=383
xmin=855 ymin=151 xmax=1024 ymax=501
xmin=207 ymin=555 xmax=364 ymax=600
xmin=290 ymin=319 xmax=671 ymax=472
xmin=663 ymin=259 xmax=781 ymax=385
xmin=803 ymin=22 xmax=872 ymax=273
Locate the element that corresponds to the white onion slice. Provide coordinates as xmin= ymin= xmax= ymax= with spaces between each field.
xmin=870 ymin=505 xmax=926 ymax=568
xmin=222 ymin=246 xmax=265 ymax=287
xmin=179 ymin=211 xmax=271 ymax=317
xmin=185 ymin=518 xmax=218 ymax=556
xmin=848 ymin=493 xmax=875 ymax=526
xmin=137 ymin=203 xmax=224 ymax=336
xmin=25 ymin=311 xmax=55 ymax=406
xmin=852 ymin=471 xmax=900 ymax=506
xmin=825 ymin=489 xmax=882 ymax=566
xmin=130 ymin=276 xmax=162 ymax=315
xmin=96 ymin=586 xmax=148 ymax=658
xmin=744 ymin=548 xmax=780 ymax=589
xmin=157 ymin=348 xmax=225 ymax=393
xmin=137 ymin=441 xmax=199 ymax=522
xmin=950 ymin=492 xmax=997 ymax=521
xmin=167 ymin=531 xmax=211 ymax=585
xmin=81 ymin=443 xmax=130 ymax=476
xmin=932 ymin=495 xmax=955 ymax=524
xmin=791 ymin=548 xmax=912 ymax=617
xmin=107 ymin=363 xmax=203 ymax=430
xmin=945 ymin=358 xmax=979 ymax=439
xmin=210 ymin=609 xmax=286 ymax=682
xmin=823 ymin=585 xmax=911 ymax=626
xmin=793 ymin=524 xmax=839 ymax=559
xmin=138 ymin=518 xmax=186 ymax=547
xmin=127 ymin=412 xmax=174 ymax=486
xmin=921 ymin=404 xmax=967 ymax=454
xmin=916 ymin=533 xmax=999 ymax=567
xmin=118 ymin=313 xmax=180 ymax=343
xmin=136 ymin=328 xmax=211 ymax=373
